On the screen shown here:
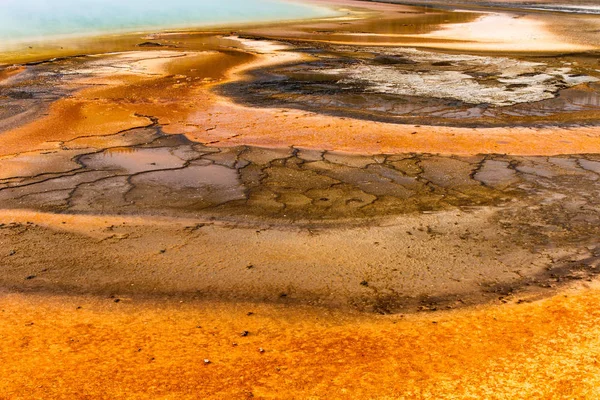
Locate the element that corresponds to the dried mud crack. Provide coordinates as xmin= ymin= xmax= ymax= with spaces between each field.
xmin=2 ymin=124 xmax=600 ymax=313
xmin=1 ymin=2 xmax=600 ymax=316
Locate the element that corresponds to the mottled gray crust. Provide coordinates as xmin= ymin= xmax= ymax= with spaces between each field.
xmin=219 ymin=43 xmax=600 ymax=127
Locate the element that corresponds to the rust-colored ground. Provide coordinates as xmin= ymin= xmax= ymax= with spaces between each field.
xmin=1 ymin=284 xmax=600 ymax=399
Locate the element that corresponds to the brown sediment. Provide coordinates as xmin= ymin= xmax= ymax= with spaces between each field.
xmin=2 ymin=146 xmax=600 ymax=312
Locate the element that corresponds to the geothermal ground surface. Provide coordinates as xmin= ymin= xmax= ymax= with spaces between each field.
xmin=2 ymin=0 xmax=600 ymax=398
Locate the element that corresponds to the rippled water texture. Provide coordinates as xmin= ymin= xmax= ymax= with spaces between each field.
xmin=0 ymin=0 xmax=335 ymax=43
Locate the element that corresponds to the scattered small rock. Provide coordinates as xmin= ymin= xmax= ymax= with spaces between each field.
xmin=240 ymin=330 xmax=249 ymax=337
xmin=137 ymin=41 xmax=166 ymax=47
xmin=259 ymin=348 xmax=265 ymax=353
xmin=360 ymin=280 xmax=369 ymax=287
xmin=185 ymin=223 xmax=206 ymax=232
xmin=114 ymin=298 xmax=121 ymax=303
xmin=25 ymin=275 xmax=36 ymax=280
xmin=204 ymin=359 xmax=211 ymax=364
xmin=9 ymin=250 xmax=16 ymax=256
xmin=373 ymin=55 xmax=416 ymax=65
xmin=247 ymin=312 xmax=254 ymax=316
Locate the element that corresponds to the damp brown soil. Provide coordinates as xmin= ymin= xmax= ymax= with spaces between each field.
xmin=3 ymin=132 xmax=600 ymax=312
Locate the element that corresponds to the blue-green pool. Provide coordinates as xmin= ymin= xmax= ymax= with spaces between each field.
xmin=0 ymin=0 xmax=336 ymax=43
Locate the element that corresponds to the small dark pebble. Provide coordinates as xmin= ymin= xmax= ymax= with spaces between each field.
xmin=240 ymin=330 xmax=249 ymax=337
xmin=279 ymin=293 xmax=287 ymax=298
xmin=246 ymin=264 xmax=254 ymax=269
xmin=360 ymin=280 xmax=369 ymax=287
xmin=9 ymin=250 xmax=16 ymax=256
xmin=159 ymin=249 xmax=166 ymax=254
xmin=114 ymin=298 xmax=121 ymax=303
xmin=247 ymin=312 xmax=254 ymax=316
xmin=432 ymin=61 xmax=453 ymax=66
xmin=25 ymin=275 xmax=36 ymax=280
xmin=137 ymin=41 xmax=166 ymax=47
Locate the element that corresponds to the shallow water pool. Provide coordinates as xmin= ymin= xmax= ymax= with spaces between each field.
xmin=0 ymin=0 xmax=335 ymax=44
